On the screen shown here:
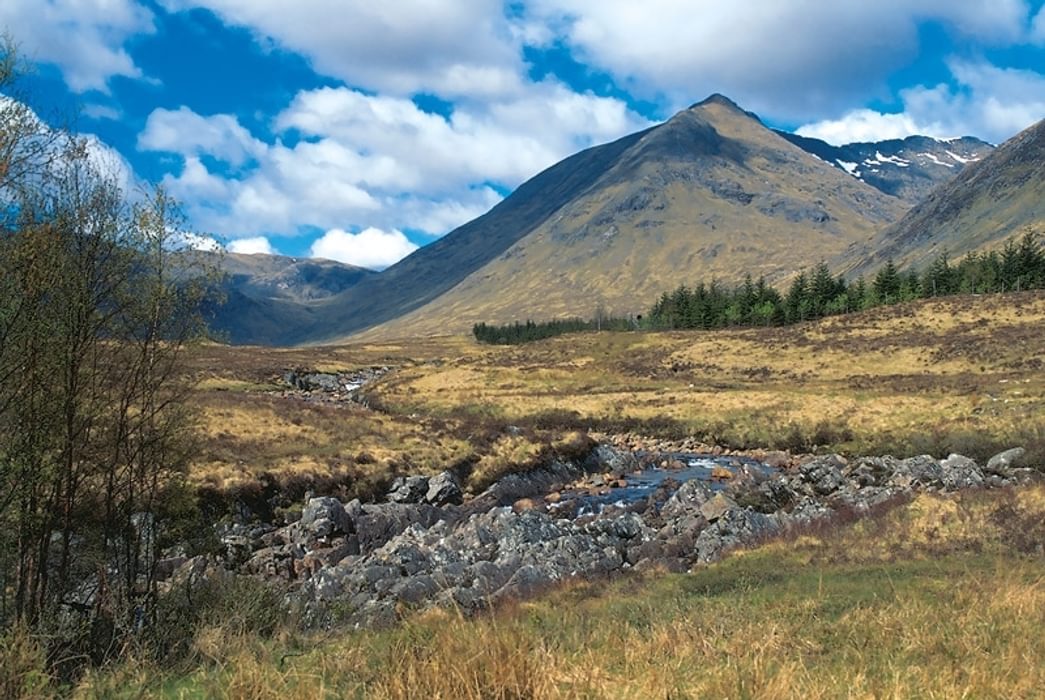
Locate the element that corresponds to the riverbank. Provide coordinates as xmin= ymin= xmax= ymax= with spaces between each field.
xmin=72 ymin=480 xmax=1045 ymax=698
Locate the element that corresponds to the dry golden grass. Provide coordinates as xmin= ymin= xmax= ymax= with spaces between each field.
xmin=180 ymin=292 xmax=1045 ymax=497
xmin=373 ymin=291 xmax=1045 ymax=459
xmin=73 ymin=486 xmax=1045 ymax=699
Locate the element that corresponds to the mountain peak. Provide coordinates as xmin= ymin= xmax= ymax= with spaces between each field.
xmin=685 ymin=93 xmax=764 ymax=125
xmin=690 ymin=93 xmax=742 ymax=110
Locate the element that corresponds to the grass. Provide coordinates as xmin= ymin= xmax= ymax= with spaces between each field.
xmin=178 ymin=291 xmax=1045 ymax=502
xmin=68 ymin=486 xmax=1045 ymax=698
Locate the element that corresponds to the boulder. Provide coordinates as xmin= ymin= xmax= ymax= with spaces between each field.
xmin=699 ymin=493 xmax=737 ymax=523
xmin=939 ymin=454 xmax=984 ymax=490
xmin=354 ymin=503 xmax=445 ymax=553
xmin=587 ymin=444 xmax=640 ymax=477
xmin=425 ymin=470 xmax=463 ymax=506
xmin=798 ymin=455 xmax=846 ymax=495
xmin=300 ymin=496 xmax=353 ymax=538
xmin=693 ymin=508 xmax=777 ymax=564
xmin=986 ymin=447 xmax=1025 ymax=475
xmin=889 ymin=455 xmax=944 ymax=489
xmin=387 ymin=475 xmax=431 ymax=504
xmin=660 ymin=479 xmax=714 ymax=521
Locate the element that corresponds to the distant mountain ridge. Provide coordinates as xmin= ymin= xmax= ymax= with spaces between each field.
xmin=778 ymin=132 xmax=993 ymax=203
xmin=198 ymin=96 xmax=1035 ymax=346
xmin=200 ymin=252 xmax=375 ymax=344
xmin=837 ymin=118 xmax=1044 ymax=277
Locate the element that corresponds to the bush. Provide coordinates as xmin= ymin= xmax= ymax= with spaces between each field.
xmin=0 ymin=625 xmax=50 ymax=699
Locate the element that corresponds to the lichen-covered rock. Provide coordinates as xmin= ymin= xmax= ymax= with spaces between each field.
xmin=890 ymin=455 xmax=945 ymax=489
xmin=425 ymin=470 xmax=463 ymax=506
xmin=939 ymin=454 xmax=984 ymax=490
xmin=693 ymin=508 xmax=778 ymax=564
xmin=300 ymin=496 xmax=353 ymax=538
xmin=798 ymin=455 xmax=846 ymax=495
xmin=986 ymin=447 xmax=1025 ymax=475
xmin=660 ymin=478 xmax=714 ymax=521
xmin=387 ymin=475 xmax=431 ymax=504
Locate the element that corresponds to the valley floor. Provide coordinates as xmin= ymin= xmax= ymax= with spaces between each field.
xmin=184 ymin=291 xmax=1045 ymax=501
xmin=12 ymin=291 xmax=1045 ymax=698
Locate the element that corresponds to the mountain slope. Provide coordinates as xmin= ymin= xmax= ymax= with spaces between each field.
xmin=838 ymin=118 xmax=1045 ymax=278
xmin=201 ymin=252 xmax=376 ymax=344
xmin=275 ymin=127 xmax=656 ymax=346
xmin=778 ymin=132 xmax=992 ymax=203
xmin=354 ymin=95 xmax=908 ymax=339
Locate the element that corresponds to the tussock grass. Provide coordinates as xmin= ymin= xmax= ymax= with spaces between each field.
xmin=72 ymin=486 xmax=1045 ymax=698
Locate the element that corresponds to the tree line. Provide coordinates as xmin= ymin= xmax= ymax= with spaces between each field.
xmin=474 ymin=230 xmax=1045 ymax=343
xmin=648 ymin=232 xmax=1045 ymax=330
xmin=472 ymin=316 xmax=636 ymax=345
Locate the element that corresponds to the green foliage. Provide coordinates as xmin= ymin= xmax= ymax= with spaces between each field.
xmin=473 ymin=315 xmax=636 ymax=344
xmin=647 ymin=232 xmax=1045 ymax=331
xmin=0 ymin=36 xmax=219 ymax=683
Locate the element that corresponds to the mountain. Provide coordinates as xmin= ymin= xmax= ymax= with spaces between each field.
xmin=778 ymin=132 xmax=993 ymax=203
xmin=200 ymin=252 xmax=376 ymax=344
xmin=346 ymin=95 xmax=908 ymax=339
xmin=839 ymin=118 xmax=1044 ymax=277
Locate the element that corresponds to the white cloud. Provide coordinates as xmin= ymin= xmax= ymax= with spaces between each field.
xmin=796 ymin=110 xmax=924 ymax=145
xmin=1034 ymin=6 xmax=1045 ymax=43
xmin=172 ymin=231 xmax=223 ymax=252
xmin=309 ymin=227 xmax=417 ymax=270
xmin=797 ymin=60 xmax=1045 ymax=145
xmin=0 ymin=0 xmax=154 ymax=92
xmin=83 ymin=104 xmax=122 ymax=121
xmin=227 ymin=236 xmax=276 ymax=255
xmin=161 ymin=0 xmax=524 ymax=99
xmin=139 ymin=107 xmax=264 ymax=167
xmin=140 ymin=84 xmax=649 ymax=241
xmin=524 ymin=0 xmax=1035 ymax=119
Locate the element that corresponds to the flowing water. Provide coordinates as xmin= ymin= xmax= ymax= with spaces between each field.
xmin=558 ymin=453 xmax=773 ymax=515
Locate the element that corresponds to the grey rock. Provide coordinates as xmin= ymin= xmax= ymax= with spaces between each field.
xmin=425 ymin=470 xmax=463 ymax=506
xmin=355 ymin=503 xmax=445 ymax=553
xmin=660 ymin=478 xmax=714 ymax=520
xmin=301 ymin=497 xmax=353 ymax=537
xmin=700 ymin=493 xmax=738 ymax=523
xmin=939 ymin=454 xmax=984 ymax=490
xmin=986 ymin=447 xmax=1025 ymax=475
xmin=798 ymin=455 xmax=846 ymax=495
xmin=587 ymin=444 xmax=639 ymax=477
xmin=388 ymin=475 xmax=431 ymax=504
xmin=890 ymin=455 xmax=944 ymax=489
xmin=693 ymin=508 xmax=778 ymax=564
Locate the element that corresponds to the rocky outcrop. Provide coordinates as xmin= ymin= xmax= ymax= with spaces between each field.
xmin=176 ymin=445 xmax=1036 ymax=629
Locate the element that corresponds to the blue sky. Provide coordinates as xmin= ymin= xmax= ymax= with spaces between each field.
xmin=4 ymin=1 xmax=1045 ymax=267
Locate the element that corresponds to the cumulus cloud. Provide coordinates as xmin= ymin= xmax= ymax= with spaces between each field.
xmin=797 ymin=60 xmax=1045 ymax=145
xmin=139 ymin=107 xmax=264 ymax=167
xmin=523 ymin=0 xmax=1036 ymax=119
xmin=309 ymin=227 xmax=417 ymax=270
xmin=140 ymin=84 xmax=649 ymax=240
xmin=0 ymin=0 xmax=153 ymax=92
xmin=160 ymin=0 xmax=524 ymax=99
xmin=227 ymin=236 xmax=276 ymax=255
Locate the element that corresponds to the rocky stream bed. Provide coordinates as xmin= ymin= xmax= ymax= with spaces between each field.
xmin=163 ymin=442 xmax=1037 ymax=629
